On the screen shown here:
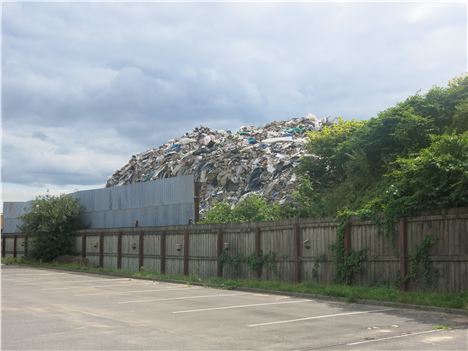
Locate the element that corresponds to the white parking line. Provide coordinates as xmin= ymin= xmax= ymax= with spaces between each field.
xmin=10 ymin=278 xmax=132 ymax=286
xmin=118 ymin=292 xmax=250 ymax=304
xmin=75 ymin=286 xmax=202 ymax=296
xmin=248 ymin=309 xmax=394 ymax=327
xmin=172 ymin=299 xmax=311 ymax=314
xmin=41 ymin=281 xmax=149 ymax=291
xmin=2 ymin=272 xmax=67 ymax=277
xmin=346 ymin=329 xmax=442 ymax=346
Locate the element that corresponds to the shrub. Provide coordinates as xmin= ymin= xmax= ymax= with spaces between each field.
xmin=20 ymin=194 xmax=83 ymax=262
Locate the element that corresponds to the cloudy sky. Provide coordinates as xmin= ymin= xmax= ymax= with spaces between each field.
xmin=1 ymin=1 xmax=466 ymax=207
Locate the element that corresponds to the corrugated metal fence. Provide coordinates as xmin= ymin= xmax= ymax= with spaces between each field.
xmin=2 ymin=176 xmax=197 ymax=233
xmin=2 ymin=208 xmax=467 ymax=293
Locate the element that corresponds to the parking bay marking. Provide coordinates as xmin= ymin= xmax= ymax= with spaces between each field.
xmin=173 ymin=299 xmax=312 ymax=314
xmin=118 ymin=292 xmax=250 ymax=304
xmin=12 ymin=278 xmax=132 ymax=286
xmin=75 ymin=286 xmax=203 ymax=296
xmin=41 ymin=280 xmax=151 ymax=291
xmin=248 ymin=309 xmax=394 ymax=327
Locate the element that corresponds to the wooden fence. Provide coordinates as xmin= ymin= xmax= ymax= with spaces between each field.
xmin=2 ymin=208 xmax=467 ymax=293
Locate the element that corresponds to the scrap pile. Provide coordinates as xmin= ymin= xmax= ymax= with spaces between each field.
xmin=106 ymin=114 xmax=328 ymax=212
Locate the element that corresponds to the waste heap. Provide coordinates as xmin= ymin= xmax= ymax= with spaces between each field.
xmin=106 ymin=114 xmax=328 ymax=212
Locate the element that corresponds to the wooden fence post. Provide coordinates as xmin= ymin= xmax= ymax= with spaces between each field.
xmin=294 ymin=222 xmax=302 ymax=283
xmin=24 ymin=236 xmax=29 ymax=257
xmin=1 ymin=237 xmax=6 ymax=258
xmin=194 ymin=182 xmax=200 ymax=223
xmin=343 ymin=221 xmax=352 ymax=256
xmin=217 ymin=229 xmax=224 ymax=277
xmin=13 ymin=235 xmax=17 ymax=258
xmin=399 ymin=217 xmax=408 ymax=291
xmin=117 ymin=233 xmax=122 ymax=269
xmin=255 ymin=226 xmax=262 ymax=278
xmin=99 ymin=234 xmax=104 ymax=268
xmin=160 ymin=233 xmax=166 ymax=275
xmin=183 ymin=229 xmax=189 ymax=275
xmin=81 ymin=234 xmax=87 ymax=259
xmin=139 ymin=232 xmax=144 ymax=270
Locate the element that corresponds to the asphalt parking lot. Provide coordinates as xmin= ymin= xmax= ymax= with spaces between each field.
xmin=1 ymin=266 xmax=467 ymax=350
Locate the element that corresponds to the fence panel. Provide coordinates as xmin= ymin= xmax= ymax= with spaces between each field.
xmin=122 ymin=234 xmax=140 ymax=272
xmin=143 ymin=233 xmax=161 ymax=274
xmin=85 ymin=235 xmax=100 ymax=267
xmin=165 ymin=232 xmax=184 ymax=275
xmin=301 ymin=223 xmax=337 ymax=284
xmin=189 ymin=230 xmax=217 ymax=279
xmin=103 ymin=234 xmax=118 ymax=269
xmin=351 ymin=222 xmax=399 ymax=286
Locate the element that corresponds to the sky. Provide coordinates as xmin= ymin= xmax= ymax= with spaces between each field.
xmin=1 ymin=1 xmax=467 ymax=208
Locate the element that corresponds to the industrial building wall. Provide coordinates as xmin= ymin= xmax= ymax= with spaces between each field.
xmin=2 ymin=175 xmax=195 ymax=233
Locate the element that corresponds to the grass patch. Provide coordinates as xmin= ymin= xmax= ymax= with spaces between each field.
xmin=433 ymin=324 xmax=451 ymax=330
xmin=4 ymin=258 xmax=467 ymax=311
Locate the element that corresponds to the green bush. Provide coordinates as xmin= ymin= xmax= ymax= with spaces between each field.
xmin=20 ymin=194 xmax=83 ymax=262
xmin=201 ymin=194 xmax=282 ymax=224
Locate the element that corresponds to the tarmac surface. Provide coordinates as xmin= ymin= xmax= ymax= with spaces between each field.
xmin=2 ymin=265 xmax=467 ymax=350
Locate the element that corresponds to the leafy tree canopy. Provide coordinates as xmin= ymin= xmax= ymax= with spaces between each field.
xmin=295 ymin=74 xmax=468 ymax=219
xmin=20 ymin=194 xmax=83 ymax=262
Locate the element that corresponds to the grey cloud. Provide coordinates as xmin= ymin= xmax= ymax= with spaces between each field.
xmin=2 ymin=2 xmax=466 ymax=189
xmin=32 ymin=131 xmax=47 ymax=141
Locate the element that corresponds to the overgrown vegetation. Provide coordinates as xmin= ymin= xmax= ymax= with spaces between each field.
xmin=201 ymin=194 xmax=283 ymax=224
xmin=19 ymin=194 xmax=83 ymax=262
xmin=332 ymin=221 xmax=367 ymax=284
xmin=219 ymin=250 xmax=278 ymax=278
xmin=294 ymin=74 xmax=468 ymax=223
xmin=406 ymin=235 xmax=439 ymax=290
xmin=5 ymin=258 xmax=468 ymax=310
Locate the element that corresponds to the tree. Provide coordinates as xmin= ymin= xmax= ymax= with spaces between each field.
xmin=295 ymin=75 xmax=468 ymax=218
xmin=20 ymin=194 xmax=83 ymax=262
xmin=371 ymin=132 xmax=468 ymax=217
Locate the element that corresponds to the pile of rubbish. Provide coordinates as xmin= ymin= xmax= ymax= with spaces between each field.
xmin=106 ymin=114 xmax=329 ymax=212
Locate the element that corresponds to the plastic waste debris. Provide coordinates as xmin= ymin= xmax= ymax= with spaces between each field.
xmin=106 ymin=114 xmax=333 ymax=212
